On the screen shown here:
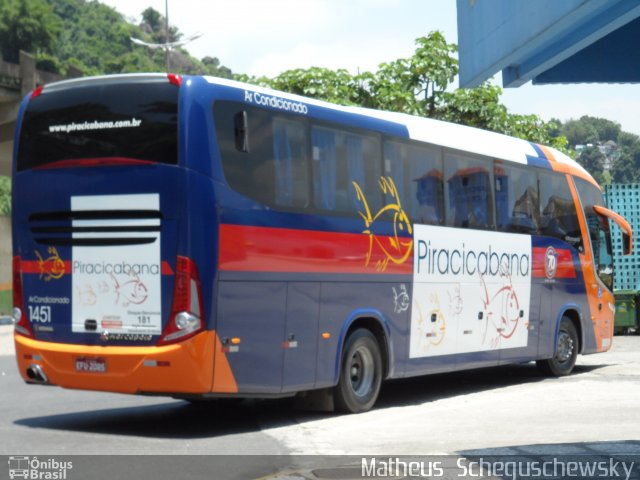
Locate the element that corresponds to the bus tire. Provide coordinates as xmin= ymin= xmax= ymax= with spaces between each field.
xmin=536 ymin=317 xmax=578 ymax=376
xmin=334 ymin=329 xmax=382 ymax=413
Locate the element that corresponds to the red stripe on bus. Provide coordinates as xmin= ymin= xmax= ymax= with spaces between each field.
xmin=219 ymin=224 xmax=413 ymax=274
xmin=161 ymin=261 xmax=174 ymax=275
xmin=21 ymin=260 xmax=72 ymax=275
xmin=532 ymin=247 xmax=576 ymax=279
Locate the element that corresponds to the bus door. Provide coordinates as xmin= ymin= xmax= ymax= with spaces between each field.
xmin=573 ymin=177 xmax=629 ymax=352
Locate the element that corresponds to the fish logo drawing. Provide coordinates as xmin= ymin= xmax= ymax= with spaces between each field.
xmin=76 ymin=283 xmax=97 ymax=306
xmin=392 ymin=284 xmax=410 ymax=313
xmin=480 ymin=265 xmax=523 ymax=348
xmin=35 ymin=246 xmax=65 ymax=281
xmin=353 ymin=176 xmax=413 ymax=272
xmin=413 ymin=293 xmax=446 ymax=348
xmin=111 ymin=272 xmax=148 ymax=307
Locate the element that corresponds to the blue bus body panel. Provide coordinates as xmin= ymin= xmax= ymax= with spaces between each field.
xmin=11 ymin=75 xmax=606 ymax=398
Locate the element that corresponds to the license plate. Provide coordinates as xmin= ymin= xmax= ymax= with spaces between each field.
xmin=75 ymin=356 xmax=107 ymax=373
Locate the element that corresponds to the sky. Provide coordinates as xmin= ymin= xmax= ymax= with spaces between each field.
xmin=100 ymin=0 xmax=640 ymax=136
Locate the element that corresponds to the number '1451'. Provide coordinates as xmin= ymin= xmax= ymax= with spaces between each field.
xmin=29 ymin=305 xmax=51 ymax=323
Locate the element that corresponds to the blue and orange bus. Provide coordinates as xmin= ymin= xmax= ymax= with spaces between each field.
xmin=11 ymin=74 xmax=632 ymax=413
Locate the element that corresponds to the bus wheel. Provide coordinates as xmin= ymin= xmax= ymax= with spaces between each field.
xmin=536 ymin=317 xmax=578 ymax=376
xmin=334 ymin=329 xmax=382 ymax=413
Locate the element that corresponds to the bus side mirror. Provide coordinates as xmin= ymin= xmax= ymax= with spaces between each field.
xmin=593 ymin=205 xmax=633 ymax=256
xmin=234 ymin=111 xmax=250 ymax=153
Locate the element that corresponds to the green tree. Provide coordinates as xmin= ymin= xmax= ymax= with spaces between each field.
xmin=561 ymin=116 xmax=622 ymax=147
xmin=562 ymin=119 xmax=599 ymax=146
xmin=41 ymin=1 xmax=233 ymax=77
xmin=246 ymin=32 xmax=569 ymax=154
xmin=202 ymin=56 xmax=232 ymax=78
xmin=439 ymin=82 xmax=507 ymax=130
xmin=578 ymin=146 xmax=605 ymax=184
xmin=0 ymin=177 xmax=11 ymax=215
xmin=0 ymin=0 xmax=61 ymax=63
xmin=582 ymin=115 xmax=621 ymax=142
xmin=611 ymin=151 xmax=637 ymax=184
xmin=140 ymin=6 xmax=181 ymax=44
xmin=359 ymin=33 xmax=458 ymax=116
xmin=268 ymin=68 xmax=363 ymax=106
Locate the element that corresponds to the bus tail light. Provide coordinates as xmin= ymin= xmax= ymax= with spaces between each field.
xmin=158 ymin=256 xmax=203 ymax=345
xmin=12 ymin=256 xmax=33 ymax=338
xmin=30 ymin=85 xmax=44 ymax=100
xmin=167 ymin=74 xmax=182 ymax=87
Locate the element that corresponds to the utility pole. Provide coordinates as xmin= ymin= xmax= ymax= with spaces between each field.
xmin=165 ymin=0 xmax=169 ymax=71
xmin=130 ymin=0 xmax=202 ymax=73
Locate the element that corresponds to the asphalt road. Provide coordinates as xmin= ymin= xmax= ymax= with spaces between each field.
xmin=2 ymin=325 xmax=640 ymax=479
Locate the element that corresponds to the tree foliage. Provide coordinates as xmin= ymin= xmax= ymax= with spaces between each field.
xmin=0 ymin=177 xmax=10 ymax=216
xmin=555 ymin=115 xmax=640 ymax=184
xmin=0 ymin=0 xmax=233 ymax=78
xmin=560 ymin=115 xmax=622 ymax=147
xmin=0 ymin=0 xmax=61 ymax=63
xmin=245 ymin=32 xmax=570 ymax=154
xmin=611 ymin=131 xmax=640 ymax=183
xmin=577 ymin=146 xmax=605 ymax=184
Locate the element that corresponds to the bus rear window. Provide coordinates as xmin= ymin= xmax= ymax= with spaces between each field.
xmin=17 ymin=77 xmax=178 ymax=170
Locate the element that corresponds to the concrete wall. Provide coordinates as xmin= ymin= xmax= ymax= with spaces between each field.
xmin=0 ymin=215 xmax=10 ymax=291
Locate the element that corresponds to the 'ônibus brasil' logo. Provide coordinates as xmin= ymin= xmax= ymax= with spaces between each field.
xmin=545 ymin=246 xmax=558 ymax=279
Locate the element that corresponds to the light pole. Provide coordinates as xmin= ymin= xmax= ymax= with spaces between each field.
xmin=130 ymin=0 xmax=202 ymax=72
xmin=164 ymin=0 xmax=169 ymax=70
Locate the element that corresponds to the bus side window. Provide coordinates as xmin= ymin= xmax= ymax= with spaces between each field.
xmin=384 ymin=140 xmax=443 ymax=225
xmin=215 ymin=102 xmax=276 ymax=206
xmin=574 ymin=177 xmax=613 ymax=289
xmin=495 ymin=162 xmax=540 ymax=234
xmin=539 ymin=172 xmax=583 ymax=251
xmin=312 ymin=125 xmax=381 ymax=215
xmin=215 ymin=102 xmax=310 ymax=209
xmin=273 ymin=118 xmax=309 ymax=208
xmin=444 ymin=153 xmax=494 ymax=230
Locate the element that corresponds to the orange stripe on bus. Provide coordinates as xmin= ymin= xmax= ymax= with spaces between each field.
xmin=212 ymin=332 xmax=239 ymax=393
xmin=537 ymin=144 xmax=599 ymax=188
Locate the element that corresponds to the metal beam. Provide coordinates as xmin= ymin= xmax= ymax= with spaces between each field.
xmin=457 ymin=0 xmax=640 ymax=87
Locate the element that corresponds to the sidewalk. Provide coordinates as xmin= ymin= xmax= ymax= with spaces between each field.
xmin=0 ymin=324 xmax=14 ymax=356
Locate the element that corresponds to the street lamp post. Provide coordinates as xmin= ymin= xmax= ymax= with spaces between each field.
xmin=130 ymin=0 xmax=202 ymax=72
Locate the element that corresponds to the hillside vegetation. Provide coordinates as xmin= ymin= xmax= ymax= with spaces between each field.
xmin=0 ymin=0 xmax=232 ymax=77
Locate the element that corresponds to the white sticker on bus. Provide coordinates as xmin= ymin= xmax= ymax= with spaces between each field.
xmin=71 ymin=194 xmax=162 ymax=335
xmin=410 ymin=225 xmax=531 ymax=358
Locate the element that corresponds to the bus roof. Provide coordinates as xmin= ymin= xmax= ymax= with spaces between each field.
xmin=31 ymin=73 xmax=595 ymax=187
xmin=204 ymin=76 xmax=596 ymax=188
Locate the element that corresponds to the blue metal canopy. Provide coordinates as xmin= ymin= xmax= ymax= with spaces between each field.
xmin=457 ymin=0 xmax=640 ymax=88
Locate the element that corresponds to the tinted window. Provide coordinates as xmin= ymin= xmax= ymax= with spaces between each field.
xmin=539 ymin=171 xmax=582 ymax=251
xmin=495 ymin=162 xmax=539 ymax=234
xmin=574 ymin=177 xmax=613 ymax=289
xmin=384 ymin=140 xmax=443 ymax=225
xmin=18 ymin=78 xmax=178 ymax=170
xmin=274 ymin=118 xmax=310 ymax=208
xmin=214 ymin=102 xmax=309 ymax=208
xmin=312 ymin=126 xmax=381 ymax=214
xmin=444 ymin=153 xmax=494 ymax=229
xmin=215 ymin=101 xmax=385 ymax=215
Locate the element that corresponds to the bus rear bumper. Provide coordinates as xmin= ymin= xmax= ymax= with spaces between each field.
xmin=14 ymin=331 xmax=238 ymax=395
